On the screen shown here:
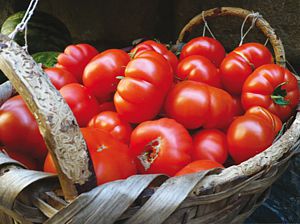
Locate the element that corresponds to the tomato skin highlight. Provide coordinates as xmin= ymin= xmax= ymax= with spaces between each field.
xmin=164 ymin=80 xmax=234 ymax=130
xmin=0 ymin=96 xmax=47 ymax=160
xmin=83 ymin=49 xmax=130 ymax=102
xmin=175 ymin=160 xmax=223 ymax=176
xmin=220 ymin=43 xmax=273 ymax=95
xmin=88 ymin=111 xmax=132 ymax=144
xmin=114 ymin=51 xmax=173 ymax=123
xmin=130 ymin=118 xmax=193 ymax=176
xmin=44 ymin=67 xmax=78 ymax=90
xmin=44 ymin=128 xmax=137 ymax=185
xmin=192 ymin=129 xmax=228 ymax=164
xmin=180 ymin=37 xmax=226 ymax=67
xmin=60 ymin=83 xmax=99 ymax=127
xmin=56 ymin=43 xmax=98 ymax=83
xmin=242 ymin=64 xmax=299 ymax=121
xmin=176 ymin=55 xmax=222 ymax=88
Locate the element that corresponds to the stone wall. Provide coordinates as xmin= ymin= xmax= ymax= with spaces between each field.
xmin=0 ymin=0 xmax=299 ymax=70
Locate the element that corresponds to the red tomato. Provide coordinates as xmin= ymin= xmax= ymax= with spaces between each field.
xmin=131 ymin=40 xmax=178 ymax=73
xmin=44 ymin=152 xmax=56 ymax=174
xmin=3 ymin=149 xmax=38 ymax=170
xmin=88 ymin=111 xmax=132 ymax=144
xmin=60 ymin=83 xmax=99 ymax=127
xmin=242 ymin=64 xmax=299 ymax=121
xmin=232 ymin=95 xmax=245 ymax=117
xmin=130 ymin=118 xmax=193 ymax=176
xmin=0 ymin=96 xmax=47 ymax=160
xmin=192 ymin=129 xmax=228 ymax=164
xmin=44 ymin=128 xmax=137 ymax=185
xmin=164 ymin=80 xmax=234 ymax=129
xmin=227 ymin=114 xmax=276 ymax=164
xmin=98 ymin=101 xmax=116 ymax=113
xmin=175 ymin=160 xmax=223 ymax=176
xmin=44 ymin=67 xmax=78 ymax=90
xmin=114 ymin=51 xmax=173 ymax=123
xmin=176 ymin=55 xmax=222 ymax=88
xmin=180 ymin=37 xmax=226 ymax=67
xmin=245 ymin=106 xmax=282 ymax=135
xmin=220 ymin=43 xmax=273 ymax=95
xmin=56 ymin=44 xmax=98 ymax=83
xmin=83 ymin=49 xmax=130 ymax=102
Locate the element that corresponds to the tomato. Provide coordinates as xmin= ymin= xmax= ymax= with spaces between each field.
xmin=44 ymin=67 xmax=78 ymax=90
xmin=114 ymin=51 xmax=173 ymax=123
xmin=44 ymin=128 xmax=137 ymax=185
xmin=2 ymin=149 xmax=38 ymax=170
xmin=192 ymin=129 xmax=228 ymax=164
xmin=180 ymin=37 xmax=226 ymax=67
xmin=232 ymin=95 xmax=244 ymax=117
xmin=56 ymin=43 xmax=98 ymax=83
xmin=245 ymin=106 xmax=282 ymax=135
xmin=60 ymin=83 xmax=99 ymax=127
xmin=130 ymin=118 xmax=192 ymax=176
xmin=227 ymin=114 xmax=276 ymax=164
xmin=83 ymin=49 xmax=130 ymax=102
xmin=88 ymin=111 xmax=132 ymax=144
xmin=164 ymin=80 xmax=234 ymax=129
xmin=0 ymin=96 xmax=47 ymax=160
xmin=176 ymin=55 xmax=222 ymax=88
xmin=242 ymin=64 xmax=299 ymax=121
xmin=175 ymin=160 xmax=223 ymax=176
xmin=220 ymin=43 xmax=273 ymax=95
xmin=131 ymin=40 xmax=178 ymax=73
xmin=98 ymin=101 xmax=116 ymax=113
xmin=44 ymin=152 xmax=56 ymax=174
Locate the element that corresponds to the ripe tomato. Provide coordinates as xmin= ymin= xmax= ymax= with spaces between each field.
xmin=232 ymin=95 xmax=244 ymax=117
xmin=176 ymin=55 xmax=222 ymax=88
xmin=220 ymin=43 xmax=273 ymax=95
xmin=44 ymin=67 xmax=78 ymax=90
xmin=175 ymin=160 xmax=223 ymax=176
xmin=245 ymin=106 xmax=282 ymax=135
xmin=88 ymin=111 xmax=132 ymax=144
xmin=60 ymin=83 xmax=99 ymax=127
xmin=164 ymin=80 xmax=234 ymax=129
xmin=0 ymin=96 xmax=47 ymax=160
xmin=56 ymin=43 xmax=98 ymax=83
xmin=83 ymin=49 xmax=130 ymax=102
xmin=242 ymin=64 xmax=299 ymax=121
xmin=2 ymin=149 xmax=39 ymax=170
xmin=114 ymin=51 xmax=173 ymax=123
xmin=130 ymin=118 xmax=193 ymax=176
xmin=43 ymin=152 xmax=56 ymax=174
xmin=98 ymin=101 xmax=116 ymax=113
xmin=180 ymin=36 xmax=226 ymax=67
xmin=131 ymin=40 xmax=178 ymax=73
xmin=227 ymin=114 xmax=276 ymax=164
xmin=192 ymin=129 xmax=228 ymax=164
xmin=44 ymin=128 xmax=137 ymax=185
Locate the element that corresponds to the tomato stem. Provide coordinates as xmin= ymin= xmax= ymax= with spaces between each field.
xmin=271 ymin=82 xmax=289 ymax=106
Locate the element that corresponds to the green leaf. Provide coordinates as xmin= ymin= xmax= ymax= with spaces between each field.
xmin=271 ymin=82 xmax=290 ymax=106
xmin=32 ymin=51 xmax=60 ymax=68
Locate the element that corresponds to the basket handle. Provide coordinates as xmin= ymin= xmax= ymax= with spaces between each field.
xmin=177 ymin=7 xmax=286 ymax=67
xmin=0 ymin=34 xmax=96 ymax=201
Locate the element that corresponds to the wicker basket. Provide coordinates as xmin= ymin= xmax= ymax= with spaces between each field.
xmin=0 ymin=7 xmax=299 ymax=224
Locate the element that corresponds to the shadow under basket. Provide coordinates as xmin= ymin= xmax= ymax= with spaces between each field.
xmin=0 ymin=7 xmax=300 ymax=224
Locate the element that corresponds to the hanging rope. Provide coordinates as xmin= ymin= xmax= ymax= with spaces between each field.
xmin=239 ymin=12 xmax=262 ymax=46
xmin=8 ymin=0 xmax=39 ymax=51
xmin=202 ymin=11 xmax=216 ymax=39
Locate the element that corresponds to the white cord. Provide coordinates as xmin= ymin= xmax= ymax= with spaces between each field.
xmin=239 ymin=12 xmax=262 ymax=46
xmin=8 ymin=0 xmax=39 ymax=51
xmin=202 ymin=11 xmax=216 ymax=39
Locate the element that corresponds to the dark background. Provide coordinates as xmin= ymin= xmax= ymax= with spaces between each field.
xmin=1 ymin=0 xmax=299 ymax=222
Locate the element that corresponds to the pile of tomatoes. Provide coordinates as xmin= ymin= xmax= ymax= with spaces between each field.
xmin=0 ymin=37 xmax=299 ymax=186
